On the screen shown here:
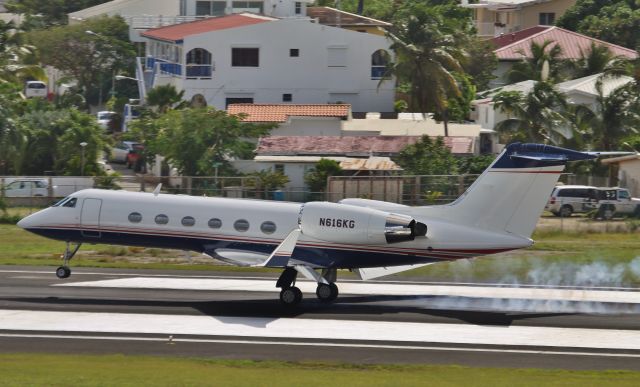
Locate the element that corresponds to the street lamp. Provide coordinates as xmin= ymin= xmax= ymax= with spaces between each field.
xmin=85 ymin=30 xmax=115 ymax=108
xmin=80 ymin=142 xmax=88 ymax=176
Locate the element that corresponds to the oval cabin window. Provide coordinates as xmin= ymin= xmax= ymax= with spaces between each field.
xmin=155 ymin=214 xmax=169 ymax=225
xmin=181 ymin=216 xmax=196 ymax=227
xmin=208 ymin=218 xmax=222 ymax=229
xmin=234 ymin=219 xmax=250 ymax=232
xmin=260 ymin=221 xmax=276 ymax=234
xmin=128 ymin=212 xmax=142 ymax=223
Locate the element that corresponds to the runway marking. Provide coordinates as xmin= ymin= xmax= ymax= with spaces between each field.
xmin=0 ymin=309 xmax=639 ymax=351
xmin=1 ymin=333 xmax=640 ymax=359
xmin=54 ymin=277 xmax=640 ymax=304
xmin=3 ymin=268 xmax=640 ymax=291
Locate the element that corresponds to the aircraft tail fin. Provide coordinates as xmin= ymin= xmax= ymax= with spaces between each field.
xmin=417 ymin=143 xmax=596 ymax=238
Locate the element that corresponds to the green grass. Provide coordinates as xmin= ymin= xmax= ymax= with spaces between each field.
xmin=0 ymin=354 xmax=638 ymax=387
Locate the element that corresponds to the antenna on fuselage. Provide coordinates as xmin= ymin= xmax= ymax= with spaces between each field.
xmin=152 ymin=183 xmax=162 ymax=197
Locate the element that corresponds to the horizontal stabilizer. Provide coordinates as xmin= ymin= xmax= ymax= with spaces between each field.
xmin=260 ymin=228 xmax=301 ymax=268
xmin=355 ymin=263 xmax=434 ymax=280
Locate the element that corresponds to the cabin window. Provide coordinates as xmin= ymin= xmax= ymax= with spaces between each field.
xmin=155 ymin=214 xmax=169 ymax=225
xmin=234 ymin=219 xmax=250 ymax=232
xmin=260 ymin=221 xmax=277 ymax=234
xmin=208 ymin=218 xmax=222 ymax=229
xmin=182 ymin=216 xmax=196 ymax=227
xmin=63 ymin=198 xmax=77 ymax=208
xmin=128 ymin=212 xmax=142 ymax=223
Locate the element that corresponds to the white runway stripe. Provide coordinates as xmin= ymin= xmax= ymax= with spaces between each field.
xmin=55 ymin=277 xmax=640 ymax=304
xmin=1 ymin=309 xmax=639 ymax=351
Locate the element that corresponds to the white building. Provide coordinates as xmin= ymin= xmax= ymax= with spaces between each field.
xmin=140 ymin=13 xmax=395 ymax=112
xmin=473 ymin=74 xmax=634 ymax=133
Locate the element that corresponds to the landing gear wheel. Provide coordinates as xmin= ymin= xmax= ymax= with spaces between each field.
xmin=56 ymin=266 xmax=71 ymax=279
xmin=279 ymin=286 xmax=302 ymax=306
xmin=316 ymin=283 xmax=339 ymax=302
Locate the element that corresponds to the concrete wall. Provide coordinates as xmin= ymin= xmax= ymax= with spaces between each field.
xmin=270 ymin=117 xmax=343 ymax=136
xmin=520 ymin=0 xmax=576 ymax=29
xmin=618 ymin=159 xmax=640 ymax=197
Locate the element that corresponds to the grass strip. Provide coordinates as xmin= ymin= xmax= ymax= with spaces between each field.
xmin=0 ymin=354 xmax=639 ymax=387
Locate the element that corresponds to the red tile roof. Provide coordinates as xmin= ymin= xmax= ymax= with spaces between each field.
xmin=141 ymin=13 xmax=276 ymax=43
xmin=491 ymin=26 xmax=549 ymax=49
xmin=228 ymin=104 xmax=351 ymax=122
xmin=256 ymin=136 xmax=474 ymax=156
xmin=493 ymin=26 xmax=638 ymax=60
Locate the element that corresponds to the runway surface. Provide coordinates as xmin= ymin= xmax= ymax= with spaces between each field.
xmin=1 ymin=265 xmax=639 ymax=370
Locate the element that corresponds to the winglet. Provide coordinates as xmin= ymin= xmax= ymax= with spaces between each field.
xmin=260 ymin=229 xmax=301 ymax=268
xmin=153 ymin=183 xmax=162 ymax=196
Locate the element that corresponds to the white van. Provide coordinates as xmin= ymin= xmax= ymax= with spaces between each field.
xmin=545 ymin=185 xmax=597 ymax=217
xmin=24 ymin=81 xmax=48 ymax=98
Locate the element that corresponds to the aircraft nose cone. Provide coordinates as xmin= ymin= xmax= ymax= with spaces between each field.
xmin=17 ymin=215 xmax=33 ymax=229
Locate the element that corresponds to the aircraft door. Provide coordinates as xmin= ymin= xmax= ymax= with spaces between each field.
xmin=80 ymin=198 xmax=102 ymax=238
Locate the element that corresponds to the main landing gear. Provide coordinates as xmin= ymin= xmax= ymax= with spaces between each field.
xmin=276 ymin=267 xmax=339 ymax=306
xmin=56 ymin=242 xmax=81 ymax=279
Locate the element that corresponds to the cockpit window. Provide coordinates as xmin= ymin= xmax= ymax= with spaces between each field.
xmin=63 ymin=198 xmax=77 ymax=208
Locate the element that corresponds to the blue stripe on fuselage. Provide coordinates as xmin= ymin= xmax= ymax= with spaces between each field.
xmin=24 ymin=227 xmax=445 ymax=269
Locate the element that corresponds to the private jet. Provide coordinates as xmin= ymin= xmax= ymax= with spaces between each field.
xmin=18 ymin=143 xmax=599 ymax=305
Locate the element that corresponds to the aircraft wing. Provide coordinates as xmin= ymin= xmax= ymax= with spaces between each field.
xmin=355 ymin=263 xmax=435 ymax=280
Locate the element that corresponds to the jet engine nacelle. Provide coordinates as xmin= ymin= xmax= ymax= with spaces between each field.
xmin=299 ymin=202 xmax=427 ymax=245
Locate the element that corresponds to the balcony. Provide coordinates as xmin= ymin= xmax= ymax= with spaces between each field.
xmin=475 ymin=22 xmax=521 ymax=38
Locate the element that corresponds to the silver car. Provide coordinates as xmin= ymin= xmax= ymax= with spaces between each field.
xmin=3 ymin=179 xmax=52 ymax=197
xmin=545 ymin=185 xmax=597 ymax=217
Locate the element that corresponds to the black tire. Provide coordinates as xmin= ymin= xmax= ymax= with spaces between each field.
xmin=559 ymin=205 xmax=573 ymax=218
xmin=316 ymin=283 xmax=339 ymax=302
xmin=55 ymin=266 xmax=70 ymax=279
xmin=279 ymin=286 xmax=302 ymax=306
xmin=603 ymin=205 xmax=615 ymax=220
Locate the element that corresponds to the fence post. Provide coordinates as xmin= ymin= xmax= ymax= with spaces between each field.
xmin=458 ymin=175 xmax=465 ymax=196
xmin=414 ymin=176 xmax=421 ymax=205
xmin=47 ymin=176 xmax=53 ymax=199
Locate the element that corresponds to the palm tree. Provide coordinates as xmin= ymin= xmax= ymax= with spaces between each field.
xmin=146 ymin=84 xmax=185 ymax=113
xmin=493 ymin=81 xmax=573 ymax=145
xmin=572 ymin=80 xmax=640 ymax=151
xmin=507 ymin=40 xmax=565 ymax=83
xmin=0 ymin=20 xmax=45 ymax=84
xmin=570 ymin=42 xmax=628 ymax=79
xmin=385 ymin=5 xmax=467 ymax=136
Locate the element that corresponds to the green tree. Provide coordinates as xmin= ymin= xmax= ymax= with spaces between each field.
xmin=6 ymin=0 xmax=110 ymax=27
xmin=146 ymin=84 xmax=186 ymax=114
xmin=27 ymin=16 xmax=135 ymax=108
xmin=506 ymin=40 xmax=566 ymax=83
xmin=0 ymin=83 xmax=27 ymax=175
xmin=246 ymin=170 xmax=290 ymax=199
xmin=393 ymin=135 xmax=457 ymax=175
xmin=464 ymin=37 xmax=498 ymax=91
xmin=493 ymin=81 xmax=573 ymax=145
xmin=456 ymin=154 xmax=495 ymax=175
xmin=15 ymin=108 xmax=108 ymax=175
xmin=557 ymin=0 xmax=640 ymax=49
xmin=304 ymin=159 xmax=342 ymax=192
xmin=572 ymin=79 xmax=640 ymax=151
xmin=569 ymin=42 xmax=628 ymax=79
xmin=144 ymin=107 xmax=270 ymax=176
xmin=0 ymin=20 xmax=44 ymax=84
xmin=385 ymin=2 xmax=470 ymax=135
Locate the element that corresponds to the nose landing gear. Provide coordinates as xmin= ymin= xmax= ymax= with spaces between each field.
xmin=56 ymin=242 xmax=81 ymax=279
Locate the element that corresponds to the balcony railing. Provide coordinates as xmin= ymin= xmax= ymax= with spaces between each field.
xmin=475 ymin=22 xmax=521 ymax=37
xmin=126 ymin=15 xmax=207 ymax=29
xmin=186 ymin=64 xmax=214 ymax=79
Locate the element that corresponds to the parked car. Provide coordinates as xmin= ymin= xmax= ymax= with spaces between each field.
xmin=97 ymin=111 xmax=116 ymax=131
xmin=110 ymin=141 xmax=143 ymax=167
xmin=24 ymin=81 xmax=47 ymax=98
xmin=591 ymin=187 xmax=640 ymax=220
xmin=3 ymin=179 xmax=53 ymax=197
xmin=545 ymin=185 xmax=597 ymax=217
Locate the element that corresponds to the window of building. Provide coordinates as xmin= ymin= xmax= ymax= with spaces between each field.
xmin=274 ymin=164 xmax=285 ymax=174
xmin=232 ymin=1 xmax=263 ymax=13
xmin=186 ymin=48 xmax=213 ymax=79
xmin=295 ymin=2 xmax=302 ymax=15
xmin=282 ymin=93 xmax=292 ymax=102
xmin=539 ymin=12 xmax=555 ymax=25
xmin=232 ymin=48 xmax=259 ymax=67
xmin=371 ymin=49 xmax=389 ymax=79
xmin=196 ymin=1 xmax=226 ymax=16
xmin=208 ymin=218 xmax=222 ymax=229
xmin=155 ymin=214 xmax=169 ymax=225
xmin=327 ymin=47 xmax=347 ymax=67
xmin=260 ymin=221 xmax=277 ymax=234
xmin=182 ymin=216 xmax=196 ymax=227
xmin=234 ymin=219 xmax=250 ymax=232
xmin=225 ymin=97 xmax=254 ymax=108
xmin=289 ymin=48 xmax=299 ymax=57
xmin=128 ymin=212 xmax=142 ymax=223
